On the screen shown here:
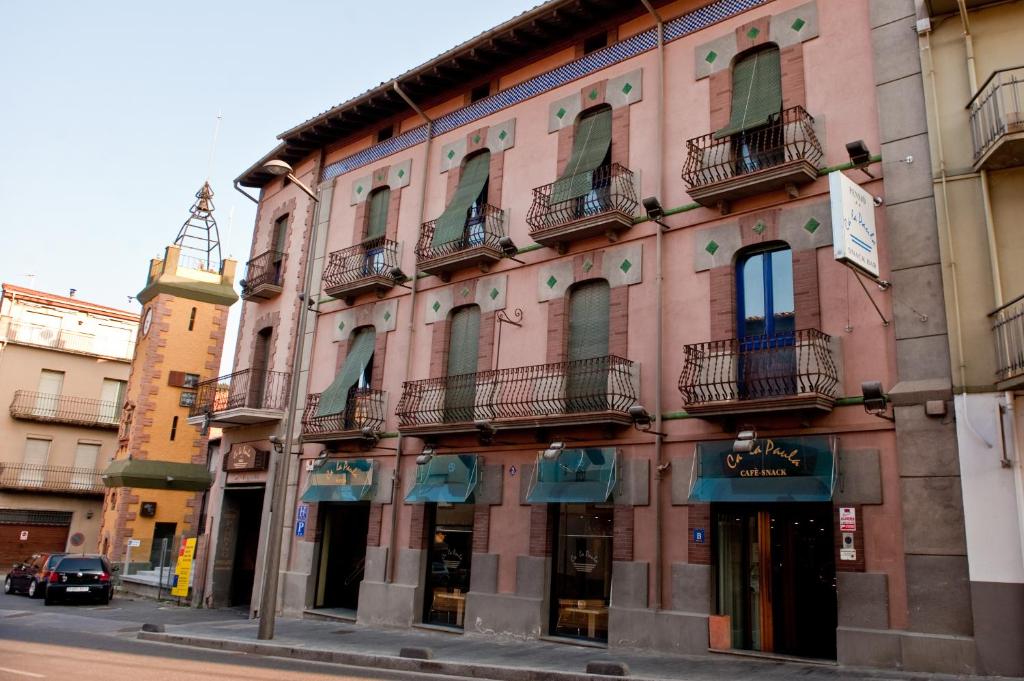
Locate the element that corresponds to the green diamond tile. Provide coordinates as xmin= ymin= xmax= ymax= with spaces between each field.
xmin=432 ymin=300 xmax=441 ymax=313
xmin=383 ymin=311 xmax=391 ymax=322
xmin=753 ymin=221 xmax=766 ymax=235
xmin=791 ymin=17 xmax=806 ymax=32
xmin=705 ymin=50 xmax=718 ymax=64
xmin=355 ymin=186 xmax=363 ymax=194
xmin=588 ymin=88 xmax=598 ymax=101
xmin=582 ymin=259 xmax=593 ymax=273
xmin=461 ymin=287 xmax=471 ymax=298
xmin=498 ymin=130 xmax=507 ymax=141
xmin=489 ymin=287 xmax=499 ymax=300
xmin=746 ymin=26 xmax=760 ymax=40
xmin=473 ymin=134 xmax=481 ymax=144
xmin=705 ymin=240 xmax=720 ymax=256
xmin=546 ymin=275 xmax=558 ymax=289
xmin=619 ymin=259 xmax=632 ymax=274
xmin=804 ymin=217 xmax=821 ymax=234
xmin=447 ymin=149 xmax=455 ymax=160
xmin=555 ymin=107 xmax=567 ymax=119
xmin=338 ymin=321 xmax=345 ymax=331
xmin=621 ymin=82 xmax=633 ymax=95
xmin=396 ymin=168 xmax=405 ymax=178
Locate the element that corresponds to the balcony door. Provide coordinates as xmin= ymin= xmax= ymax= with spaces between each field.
xmin=566 ymin=281 xmax=610 ymax=412
xmin=100 ymin=378 xmax=125 ymax=425
xmin=444 ymin=305 xmax=480 ymax=422
xmin=714 ymin=45 xmax=784 ymax=175
xmin=272 ymin=215 xmax=288 ymax=283
xmin=34 ymin=369 xmax=64 ymax=417
xmin=737 ymin=246 xmax=795 ymax=399
xmin=70 ymin=442 xmax=101 ymax=490
xmin=19 ymin=437 xmax=50 ymax=487
xmin=249 ymin=327 xmax=272 ymax=408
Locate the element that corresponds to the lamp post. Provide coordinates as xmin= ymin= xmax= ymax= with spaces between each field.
xmin=257 ymin=159 xmax=319 ymax=640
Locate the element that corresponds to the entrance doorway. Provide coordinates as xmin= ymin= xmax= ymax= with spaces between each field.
xmin=315 ymin=503 xmax=370 ymax=611
xmin=422 ymin=504 xmax=474 ymax=628
xmin=714 ymin=503 xmax=837 ymax=659
xmin=550 ymin=503 xmax=613 ymax=642
xmin=225 ymin=487 xmax=264 ymax=607
xmin=150 ymin=522 xmax=177 ymax=567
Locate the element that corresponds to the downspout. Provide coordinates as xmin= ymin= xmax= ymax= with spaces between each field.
xmin=640 ymin=0 xmax=666 ymax=612
xmin=385 ymin=80 xmax=432 ymax=584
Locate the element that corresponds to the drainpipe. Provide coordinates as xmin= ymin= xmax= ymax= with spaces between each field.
xmin=640 ymin=0 xmax=666 ymax=612
xmin=385 ymin=81 xmax=432 ymax=584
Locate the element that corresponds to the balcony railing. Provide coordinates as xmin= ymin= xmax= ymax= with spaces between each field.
xmin=0 ymin=463 xmax=105 ymax=495
xmin=396 ymin=355 xmax=638 ymax=434
xmin=241 ymin=249 xmax=286 ymax=300
xmin=969 ymin=66 xmax=1024 ymax=170
xmin=417 ymin=204 xmax=506 ymax=278
xmin=682 ymin=105 xmax=823 ymax=208
xmin=991 ymin=294 xmax=1024 ymax=386
xmin=301 ymin=389 xmax=387 ymax=443
xmin=678 ymin=329 xmax=838 ymax=415
xmin=527 ymin=163 xmax=637 ymax=248
xmin=321 ymin=237 xmax=400 ymax=301
xmin=189 ymin=368 xmax=290 ymax=424
xmin=10 ymin=390 xmax=120 ymax=429
xmin=0 ymin=316 xmax=135 ymax=361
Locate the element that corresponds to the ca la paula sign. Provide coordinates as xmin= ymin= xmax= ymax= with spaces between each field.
xmin=829 ymin=171 xmax=879 ymax=278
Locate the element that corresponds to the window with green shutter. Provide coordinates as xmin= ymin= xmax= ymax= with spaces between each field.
xmin=566 ymin=280 xmax=610 ymax=411
xmin=365 ymin=187 xmax=390 ymax=240
xmin=444 ymin=305 xmax=480 ymax=422
xmin=714 ymin=45 xmax=782 ymax=140
xmin=551 ymin=106 xmax=613 ymax=206
xmin=433 ymin=151 xmax=491 ymax=249
xmin=316 ymin=327 xmax=376 ymax=419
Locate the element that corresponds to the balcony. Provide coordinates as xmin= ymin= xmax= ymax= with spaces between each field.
xmin=301 ymin=389 xmax=387 ymax=445
xmin=241 ymin=249 xmax=286 ymax=300
xmin=527 ymin=163 xmax=638 ymax=251
xmin=0 ymin=463 xmax=104 ymax=496
xmin=969 ymin=66 xmax=1024 ymax=171
xmin=396 ymin=355 xmax=638 ymax=438
xmin=991 ymin=294 xmax=1024 ymax=388
xmin=678 ymin=329 xmax=838 ymax=416
xmin=187 ymin=368 xmax=290 ymax=426
xmin=322 ymin=238 xmax=400 ymax=303
xmin=10 ymin=391 xmax=120 ymax=429
xmin=682 ymin=106 xmax=822 ymax=210
xmin=0 ymin=316 xmax=135 ymax=362
xmin=417 ymin=204 xmax=506 ymax=280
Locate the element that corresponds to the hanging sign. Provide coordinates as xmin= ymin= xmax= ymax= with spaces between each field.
xmin=839 ymin=506 xmax=857 ymax=531
xmin=829 ymin=171 xmax=879 ymax=278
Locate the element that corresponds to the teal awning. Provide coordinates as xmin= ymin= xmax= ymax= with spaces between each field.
xmin=301 ymin=458 xmax=376 ymax=503
xmin=405 ymin=454 xmax=479 ymax=503
xmin=526 ymin=447 xmax=616 ymax=503
xmin=687 ymin=436 xmax=836 ymax=502
xmin=102 ymin=459 xmax=213 ymax=491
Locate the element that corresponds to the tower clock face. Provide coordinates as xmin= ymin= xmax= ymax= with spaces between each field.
xmin=142 ymin=308 xmax=152 ymax=337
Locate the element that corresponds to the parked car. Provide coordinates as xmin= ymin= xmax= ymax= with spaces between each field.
xmin=43 ymin=554 xmax=114 ymax=605
xmin=4 ymin=552 xmax=67 ymax=598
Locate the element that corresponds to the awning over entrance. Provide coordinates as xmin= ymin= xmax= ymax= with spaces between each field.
xmin=687 ymin=436 xmax=836 ymax=503
xmin=101 ymin=459 xmax=213 ymax=491
xmin=405 ymin=454 xmax=479 ymax=503
xmin=301 ymin=458 xmax=376 ymax=503
xmin=526 ymin=447 xmax=617 ymax=503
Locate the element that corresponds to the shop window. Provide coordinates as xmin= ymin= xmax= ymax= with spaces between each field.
xmin=550 ymin=503 xmax=613 ymax=641
xmin=423 ymin=504 xmax=474 ymax=628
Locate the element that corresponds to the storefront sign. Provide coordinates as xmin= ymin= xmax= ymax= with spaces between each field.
xmin=170 ymin=537 xmax=196 ymax=597
xmin=829 ymin=171 xmax=879 ymax=278
xmin=839 ymin=506 xmax=856 ymax=531
xmin=224 ymin=443 xmax=269 ymax=472
xmin=723 ymin=438 xmax=805 ymax=478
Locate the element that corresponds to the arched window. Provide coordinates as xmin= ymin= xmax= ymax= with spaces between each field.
xmin=736 ymin=244 xmax=795 ymax=398
xmin=364 ymin=187 xmax=391 ymax=274
xmin=315 ymin=326 xmax=376 ymax=427
xmin=432 ymin=151 xmax=491 ymax=252
xmin=715 ymin=45 xmax=783 ymax=173
xmin=552 ymin=105 xmax=613 ymax=217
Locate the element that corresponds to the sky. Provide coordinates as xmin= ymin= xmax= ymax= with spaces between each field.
xmin=0 ymin=0 xmax=539 ymax=372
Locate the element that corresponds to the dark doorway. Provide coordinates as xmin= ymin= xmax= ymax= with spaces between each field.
xmin=422 ymin=504 xmax=474 ymax=628
xmin=150 ymin=522 xmax=177 ymax=567
xmin=549 ymin=503 xmax=614 ymax=642
xmin=228 ymin=487 xmax=264 ymax=607
xmin=714 ymin=503 xmax=837 ymax=659
xmin=315 ymin=503 xmax=370 ymax=611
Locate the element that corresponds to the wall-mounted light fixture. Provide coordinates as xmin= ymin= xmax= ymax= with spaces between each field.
xmin=642 ymin=196 xmax=670 ymax=230
xmin=628 ymin=404 xmax=667 ymax=436
xmin=861 ymin=381 xmax=894 ymax=421
xmin=416 ymin=446 xmax=436 ymax=466
xmin=262 ymin=160 xmax=320 ymax=203
xmin=542 ymin=441 xmax=565 ymax=460
xmin=732 ymin=429 xmax=757 ymax=454
xmin=498 ymin=236 xmax=525 ymax=263
xmin=269 ymin=435 xmax=285 ymax=454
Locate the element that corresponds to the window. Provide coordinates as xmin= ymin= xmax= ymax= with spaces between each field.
xmin=272 ymin=215 xmax=288 ymax=283
xmin=550 ymin=503 xmax=613 ymax=641
xmin=469 ymin=82 xmax=491 ymax=103
xmin=431 ymin=151 xmax=491 ymax=252
xmin=444 ymin=305 xmax=481 ymax=422
xmin=100 ymin=378 xmax=126 ymax=424
xmin=314 ymin=326 xmax=376 ymax=429
xmin=170 ymin=415 xmax=178 ymax=441
xmin=566 ymin=280 xmax=610 ymax=411
xmin=714 ymin=45 xmax=783 ymax=174
xmin=583 ymin=32 xmax=608 ymax=55
xmin=364 ymin=188 xmax=391 ymax=274
xmin=70 ymin=442 xmax=100 ymax=489
xmin=188 ymin=307 xmax=197 ymax=331
xmin=423 ymin=504 xmax=474 ymax=628
xmin=179 ymin=391 xmax=197 ymax=407
xmin=34 ymin=369 xmax=64 ymax=417
xmin=182 ymin=373 xmax=200 ymax=389
xmin=552 ymin=106 xmax=613 ymax=218
xmin=736 ymin=245 xmax=796 ymax=398
xmin=19 ymin=438 xmax=50 ymax=487
xmin=377 ymin=125 xmax=394 ymax=142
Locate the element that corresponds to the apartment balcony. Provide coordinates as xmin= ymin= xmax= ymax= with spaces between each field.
xmin=0 ymin=316 xmax=134 ymax=362
xmin=682 ymin=106 xmax=823 ymax=210
xmin=678 ymin=329 xmax=838 ymax=417
xmin=396 ymin=355 xmax=638 ymax=438
xmin=969 ymin=66 xmax=1024 ymax=171
xmin=417 ymin=205 xmax=506 ymax=280
xmin=301 ymin=389 xmax=387 ymax=445
xmin=240 ymin=249 xmax=286 ymax=300
xmin=0 ymin=463 xmax=104 ymax=496
xmin=10 ymin=390 xmax=120 ymax=429
xmin=991 ymin=294 xmax=1024 ymax=389
xmin=187 ymin=368 xmax=290 ymax=426
xmin=322 ymin=238 xmax=400 ymax=303
xmin=527 ymin=163 xmax=637 ymax=251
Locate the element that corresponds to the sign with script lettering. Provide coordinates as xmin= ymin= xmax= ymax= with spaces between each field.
xmin=830 ymin=171 xmax=879 ymax=278
xmin=722 ymin=438 xmax=806 ymax=478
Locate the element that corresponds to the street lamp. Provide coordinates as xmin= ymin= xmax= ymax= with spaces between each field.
xmin=262 ymin=160 xmax=319 ymax=203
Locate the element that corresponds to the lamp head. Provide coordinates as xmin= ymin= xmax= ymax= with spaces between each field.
xmin=416 ymin=446 xmax=435 ymax=466
xmin=542 ymin=441 xmax=565 ymax=460
xmin=642 ymin=196 xmax=665 ymax=221
xmin=628 ymin=404 xmax=652 ymax=428
xmin=497 ymin=235 xmax=519 ymax=258
xmin=845 ymin=140 xmax=871 ymax=166
xmin=390 ymin=267 xmax=409 ymax=285
xmin=732 ymin=429 xmax=757 ymax=454
xmin=262 ymin=159 xmax=293 ymax=177
xmin=861 ymin=380 xmax=888 ymax=414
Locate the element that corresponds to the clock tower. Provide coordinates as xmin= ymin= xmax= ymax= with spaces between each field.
xmin=100 ymin=183 xmax=238 ymax=577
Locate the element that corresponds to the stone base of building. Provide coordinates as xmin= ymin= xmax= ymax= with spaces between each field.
xmin=357 ymin=547 xmax=425 ymax=627
xmin=971 ymin=580 xmax=1024 ymax=677
xmin=838 ymin=627 xmax=977 ymax=675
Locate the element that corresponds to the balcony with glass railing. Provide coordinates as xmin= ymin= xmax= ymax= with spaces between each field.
xmin=417 ymin=204 xmax=506 ymax=280
xmin=301 ymin=389 xmax=387 ymax=444
xmin=9 ymin=390 xmax=120 ymax=429
xmin=969 ymin=66 xmax=1024 ymax=170
xmin=0 ymin=463 xmax=105 ymax=496
xmin=0 ymin=316 xmax=135 ymax=361
xmin=322 ymin=238 xmax=401 ymax=303
xmin=240 ymin=249 xmax=286 ymax=300
xmin=187 ymin=368 xmax=290 ymax=426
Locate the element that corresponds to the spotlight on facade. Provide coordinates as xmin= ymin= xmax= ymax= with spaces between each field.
xmin=497 ymin=236 xmax=524 ymax=263
xmin=642 ymin=196 xmax=665 ymax=221
xmin=628 ymin=405 xmax=653 ymax=428
xmin=474 ymin=419 xmax=496 ymax=443
xmin=542 ymin=441 xmax=565 ymax=460
xmin=390 ymin=267 xmax=410 ymax=286
xmin=846 ymin=140 xmax=871 ymax=166
xmin=732 ymin=429 xmax=757 ymax=454
xmin=861 ymin=381 xmax=893 ymax=420
xmin=269 ymin=434 xmax=284 ymax=453
xmin=416 ymin=446 xmax=436 ymax=466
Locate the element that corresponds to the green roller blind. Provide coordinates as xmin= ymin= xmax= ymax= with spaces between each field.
xmin=444 ymin=306 xmax=480 ymax=421
xmin=316 ymin=327 xmax=376 ymax=417
xmin=365 ymin=188 xmax=390 ymax=240
xmin=432 ymin=151 xmax=491 ymax=247
xmin=714 ymin=47 xmax=782 ymax=139
xmin=567 ymin=281 xmax=610 ymax=409
xmin=551 ymin=108 xmax=612 ymax=203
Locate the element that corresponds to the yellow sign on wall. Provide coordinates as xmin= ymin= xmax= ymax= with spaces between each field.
xmin=170 ymin=537 xmax=197 ymax=597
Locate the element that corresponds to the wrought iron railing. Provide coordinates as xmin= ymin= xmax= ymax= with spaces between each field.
xmin=176 ymin=254 xmax=222 ymax=273
xmin=241 ymin=249 xmax=285 ymax=295
xmin=682 ymin=106 xmax=823 ymax=189
xmin=417 ymin=204 xmax=505 ymax=263
xmin=301 ymin=389 xmax=387 ymax=438
xmin=0 ymin=316 xmax=135 ymax=361
xmin=0 ymin=463 xmax=105 ymax=495
xmin=10 ymin=390 xmax=120 ymax=428
xmin=678 ymin=329 xmax=838 ymax=405
xmin=189 ymin=368 xmax=290 ymax=417
xmin=991 ymin=293 xmax=1024 ymax=384
xmin=526 ymin=163 xmax=638 ymax=234
xmin=969 ymin=66 xmax=1024 ymax=164
xmin=322 ymin=238 xmax=400 ymax=291
xmin=396 ymin=355 xmax=637 ymax=427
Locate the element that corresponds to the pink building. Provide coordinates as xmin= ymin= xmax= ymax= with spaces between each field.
xmin=199 ymin=0 xmax=977 ymax=673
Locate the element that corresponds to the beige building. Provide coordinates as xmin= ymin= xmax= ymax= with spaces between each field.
xmin=917 ymin=0 xmax=1024 ymax=676
xmin=0 ymin=284 xmax=136 ymax=567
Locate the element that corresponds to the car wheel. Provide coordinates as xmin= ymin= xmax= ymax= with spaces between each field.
xmin=28 ymin=580 xmax=39 ymax=599
xmin=3 ymin=576 xmax=11 ymax=594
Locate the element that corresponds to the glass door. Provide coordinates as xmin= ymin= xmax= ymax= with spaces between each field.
xmin=550 ymin=503 xmax=613 ymax=641
xmin=737 ymin=248 xmax=796 ymax=399
xmin=423 ymin=504 xmax=474 ymax=628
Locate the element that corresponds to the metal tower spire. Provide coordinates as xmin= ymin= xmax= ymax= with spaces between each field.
xmin=173 ymin=181 xmax=223 ymax=271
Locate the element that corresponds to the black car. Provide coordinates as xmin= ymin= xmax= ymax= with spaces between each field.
xmin=4 ymin=552 xmax=66 ymax=598
xmin=44 ymin=555 xmax=114 ymax=605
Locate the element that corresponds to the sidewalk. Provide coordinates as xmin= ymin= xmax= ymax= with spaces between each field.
xmin=137 ymin=614 xmax=1007 ymax=681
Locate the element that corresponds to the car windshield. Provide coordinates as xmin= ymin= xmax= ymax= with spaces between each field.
xmin=56 ymin=557 xmax=104 ymax=572
xmin=45 ymin=555 xmax=65 ymax=569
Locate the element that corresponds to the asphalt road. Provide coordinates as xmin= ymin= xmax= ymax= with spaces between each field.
xmin=0 ymin=590 xmax=473 ymax=681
